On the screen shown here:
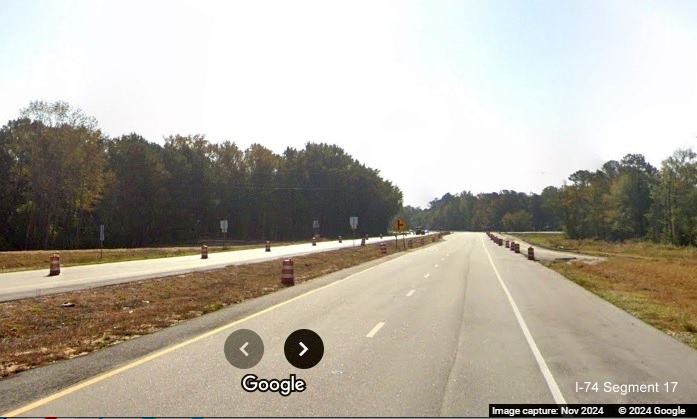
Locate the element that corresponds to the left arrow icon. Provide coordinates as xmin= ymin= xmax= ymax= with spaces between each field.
xmin=299 ymin=342 xmax=308 ymax=357
xmin=224 ymin=329 xmax=264 ymax=369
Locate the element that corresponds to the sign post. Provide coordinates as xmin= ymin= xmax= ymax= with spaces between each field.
xmin=99 ymin=224 xmax=105 ymax=259
xmin=220 ymin=220 xmax=228 ymax=242
xmin=349 ymin=216 xmax=358 ymax=247
xmin=392 ymin=218 xmax=407 ymax=250
xmin=313 ymin=219 xmax=320 ymax=239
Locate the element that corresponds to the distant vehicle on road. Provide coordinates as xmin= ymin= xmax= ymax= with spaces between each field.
xmin=415 ymin=227 xmax=425 ymax=235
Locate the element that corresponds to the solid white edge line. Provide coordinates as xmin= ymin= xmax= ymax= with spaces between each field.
xmin=480 ymin=235 xmax=567 ymax=405
xmin=366 ymin=321 xmax=385 ymax=338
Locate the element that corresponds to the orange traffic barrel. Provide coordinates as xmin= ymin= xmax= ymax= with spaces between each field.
xmin=528 ymin=247 xmax=535 ymax=261
xmin=505 ymin=240 xmax=510 ymax=248
xmin=510 ymin=241 xmax=516 ymax=251
xmin=201 ymin=244 xmax=208 ymax=259
xmin=338 ymin=235 xmax=342 ymax=243
xmin=514 ymin=243 xmax=520 ymax=254
xmin=360 ymin=238 xmax=365 ymax=246
xmin=265 ymin=241 xmax=271 ymax=252
xmin=312 ymin=236 xmax=317 ymax=246
xmin=281 ymin=259 xmax=295 ymax=285
xmin=49 ymin=253 xmax=61 ymax=276
xmin=380 ymin=242 xmax=387 ymax=255
xmin=408 ymin=239 xmax=413 ymax=248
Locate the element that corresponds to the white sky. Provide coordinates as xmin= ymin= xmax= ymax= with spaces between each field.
xmin=2 ymin=0 xmax=697 ymax=207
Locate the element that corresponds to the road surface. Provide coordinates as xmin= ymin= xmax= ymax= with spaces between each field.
xmin=490 ymin=232 xmax=602 ymax=262
xmin=0 ymin=234 xmax=407 ymax=302
xmin=2 ymin=232 xmax=696 ymax=416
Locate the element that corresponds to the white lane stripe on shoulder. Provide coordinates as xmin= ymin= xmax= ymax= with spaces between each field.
xmin=480 ymin=235 xmax=567 ymax=405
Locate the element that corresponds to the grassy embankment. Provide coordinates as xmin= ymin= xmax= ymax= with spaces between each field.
xmin=515 ymin=233 xmax=697 ymax=350
xmin=0 ymin=234 xmax=444 ymax=377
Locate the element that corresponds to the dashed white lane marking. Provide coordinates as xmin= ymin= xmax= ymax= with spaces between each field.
xmin=424 ymin=274 xmax=430 ymax=279
xmin=366 ymin=322 xmax=385 ymax=338
xmin=434 ymin=264 xmax=439 ymax=268
xmin=480 ymin=235 xmax=567 ymax=404
xmin=406 ymin=289 xmax=415 ymax=297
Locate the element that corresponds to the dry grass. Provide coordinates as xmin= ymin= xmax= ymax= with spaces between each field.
xmin=0 ymin=234 xmax=443 ymax=377
xmin=516 ymin=233 xmax=697 ymax=260
xmin=545 ymin=257 xmax=697 ymax=350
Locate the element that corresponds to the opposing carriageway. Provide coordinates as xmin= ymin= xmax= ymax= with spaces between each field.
xmin=0 ymin=235 xmax=422 ymax=302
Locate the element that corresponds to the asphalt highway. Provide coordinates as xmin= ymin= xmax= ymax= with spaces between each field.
xmin=3 ymin=232 xmax=696 ymax=416
xmin=0 ymin=235 xmax=394 ymax=302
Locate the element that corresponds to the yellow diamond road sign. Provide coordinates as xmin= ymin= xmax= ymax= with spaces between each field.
xmin=393 ymin=218 xmax=407 ymax=232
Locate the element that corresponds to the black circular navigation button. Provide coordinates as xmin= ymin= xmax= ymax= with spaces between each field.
xmin=224 ymin=329 xmax=264 ymax=369
xmin=284 ymin=329 xmax=324 ymax=369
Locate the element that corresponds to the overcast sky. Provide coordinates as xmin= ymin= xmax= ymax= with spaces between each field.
xmin=2 ymin=0 xmax=696 ymax=207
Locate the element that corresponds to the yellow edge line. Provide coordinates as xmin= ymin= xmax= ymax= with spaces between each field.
xmin=3 ymin=262 xmax=385 ymax=417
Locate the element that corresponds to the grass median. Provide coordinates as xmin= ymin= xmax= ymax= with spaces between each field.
xmin=515 ymin=233 xmax=697 ymax=350
xmin=0 ymin=234 xmax=444 ymax=378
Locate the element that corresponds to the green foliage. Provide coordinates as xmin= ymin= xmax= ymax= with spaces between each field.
xmin=0 ymin=103 xmax=403 ymax=249
xmin=502 ymin=210 xmax=533 ymax=232
xmin=396 ymin=150 xmax=697 ymax=248
xmin=3 ymin=100 xmax=696 ymax=248
xmin=0 ymin=102 xmax=106 ymax=249
xmin=402 ymin=189 xmax=559 ymax=232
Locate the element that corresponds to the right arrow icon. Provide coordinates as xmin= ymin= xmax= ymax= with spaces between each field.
xmin=284 ymin=329 xmax=324 ymax=369
xmin=299 ymin=342 xmax=308 ymax=357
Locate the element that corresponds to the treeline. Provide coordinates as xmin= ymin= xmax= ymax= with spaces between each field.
xmin=0 ymin=101 xmax=403 ymax=250
xmin=399 ymin=151 xmax=697 ymax=246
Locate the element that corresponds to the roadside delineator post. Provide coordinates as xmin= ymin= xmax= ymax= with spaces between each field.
xmin=380 ymin=242 xmax=387 ymax=255
xmin=49 ymin=253 xmax=61 ymax=276
xmin=265 ymin=241 xmax=271 ymax=252
xmin=528 ymin=247 xmax=535 ymax=261
xmin=281 ymin=259 xmax=294 ymax=286
xmin=201 ymin=244 xmax=208 ymax=259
